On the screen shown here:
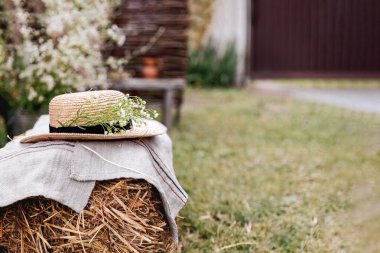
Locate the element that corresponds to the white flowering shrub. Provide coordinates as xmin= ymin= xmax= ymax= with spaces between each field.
xmin=0 ymin=0 xmax=127 ymax=112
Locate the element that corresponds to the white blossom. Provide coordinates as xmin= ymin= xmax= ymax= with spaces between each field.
xmin=119 ymin=120 xmax=127 ymax=127
xmin=46 ymin=16 xmax=65 ymax=38
xmin=28 ymin=88 xmax=37 ymax=101
xmin=107 ymin=25 xmax=126 ymax=46
xmin=117 ymin=108 xmax=126 ymax=118
xmin=41 ymin=75 xmax=55 ymax=91
xmin=15 ymin=10 xmax=28 ymax=24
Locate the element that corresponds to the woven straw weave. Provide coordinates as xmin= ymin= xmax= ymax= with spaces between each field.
xmin=49 ymin=90 xmax=124 ymax=128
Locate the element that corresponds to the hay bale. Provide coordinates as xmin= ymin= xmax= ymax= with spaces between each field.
xmin=0 ymin=179 xmax=174 ymax=252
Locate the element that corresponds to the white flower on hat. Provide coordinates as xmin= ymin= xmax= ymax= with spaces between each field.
xmin=119 ymin=120 xmax=127 ymax=127
xmin=117 ymin=108 xmax=126 ymax=118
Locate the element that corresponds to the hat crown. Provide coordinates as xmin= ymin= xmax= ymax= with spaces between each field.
xmin=49 ymin=90 xmax=124 ymax=128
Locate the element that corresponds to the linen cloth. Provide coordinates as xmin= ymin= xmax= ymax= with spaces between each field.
xmin=0 ymin=115 xmax=188 ymax=242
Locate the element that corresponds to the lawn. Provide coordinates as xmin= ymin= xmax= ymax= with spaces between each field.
xmin=172 ymin=88 xmax=380 ymax=252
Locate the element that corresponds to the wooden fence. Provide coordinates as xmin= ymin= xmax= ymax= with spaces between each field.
xmin=250 ymin=0 xmax=380 ymax=78
xmin=109 ymin=0 xmax=189 ymax=78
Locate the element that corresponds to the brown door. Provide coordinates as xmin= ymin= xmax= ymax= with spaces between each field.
xmin=251 ymin=0 xmax=380 ymax=78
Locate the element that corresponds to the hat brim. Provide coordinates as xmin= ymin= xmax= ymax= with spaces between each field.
xmin=18 ymin=120 xmax=167 ymax=143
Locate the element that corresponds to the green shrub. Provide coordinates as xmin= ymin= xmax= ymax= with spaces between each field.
xmin=0 ymin=118 xmax=7 ymax=148
xmin=187 ymin=43 xmax=237 ymax=88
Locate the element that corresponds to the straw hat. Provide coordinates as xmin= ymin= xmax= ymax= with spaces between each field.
xmin=19 ymin=90 xmax=166 ymax=143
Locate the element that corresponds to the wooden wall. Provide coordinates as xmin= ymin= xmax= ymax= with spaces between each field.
xmin=109 ymin=0 xmax=189 ymax=79
xmin=251 ymin=0 xmax=380 ymax=78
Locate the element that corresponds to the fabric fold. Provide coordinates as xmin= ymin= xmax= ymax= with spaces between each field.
xmin=0 ymin=140 xmax=95 ymax=212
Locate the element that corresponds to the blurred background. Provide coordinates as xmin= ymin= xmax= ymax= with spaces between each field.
xmin=1 ymin=0 xmax=380 ymax=252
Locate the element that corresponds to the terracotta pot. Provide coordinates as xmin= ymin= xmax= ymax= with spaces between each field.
xmin=142 ymin=57 xmax=159 ymax=79
xmin=143 ymin=57 xmax=157 ymax=66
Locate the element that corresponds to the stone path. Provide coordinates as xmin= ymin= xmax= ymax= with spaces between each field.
xmin=254 ymin=81 xmax=380 ymax=114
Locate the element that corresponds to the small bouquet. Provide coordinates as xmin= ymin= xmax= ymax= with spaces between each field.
xmin=61 ymin=93 xmax=159 ymax=135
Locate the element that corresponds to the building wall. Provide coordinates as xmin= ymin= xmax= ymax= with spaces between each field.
xmin=204 ymin=0 xmax=249 ymax=85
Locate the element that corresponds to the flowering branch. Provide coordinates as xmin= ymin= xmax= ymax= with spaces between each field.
xmin=0 ymin=0 xmax=127 ymax=112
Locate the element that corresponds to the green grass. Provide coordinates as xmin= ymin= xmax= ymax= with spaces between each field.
xmin=172 ymin=88 xmax=380 ymax=252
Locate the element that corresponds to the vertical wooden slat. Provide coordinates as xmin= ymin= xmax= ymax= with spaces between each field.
xmin=330 ymin=0 xmax=337 ymax=71
xmin=309 ymin=0 xmax=317 ymax=70
xmin=324 ymin=0 xmax=331 ymax=71
xmin=373 ymin=0 xmax=380 ymax=71
xmin=364 ymin=1 xmax=372 ymax=70
xmin=339 ymin=0 xmax=347 ymax=70
xmin=316 ymin=0 xmax=325 ymax=71
xmin=286 ymin=0 xmax=294 ymax=71
xmin=351 ymin=0 xmax=360 ymax=71
xmin=288 ymin=0 xmax=301 ymax=71
xmin=277 ymin=0 xmax=286 ymax=70
xmin=364 ymin=1 xmax=370 ymax=70
xmin=300 ymin=0 xmax=308 ymax=71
